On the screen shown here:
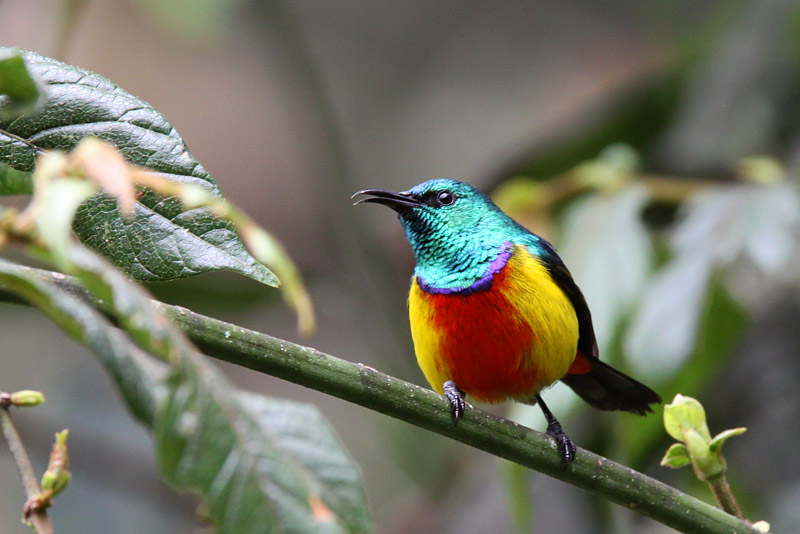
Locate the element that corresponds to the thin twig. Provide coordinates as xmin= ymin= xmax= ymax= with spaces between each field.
xmin=0 ymin=405 xmax=54 ymax=533
xmin=708 ymin=475 xmax=744 ymax=519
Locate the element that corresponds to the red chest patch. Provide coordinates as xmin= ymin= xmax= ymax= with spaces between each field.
xmin=418 ymin=266 xmax=541 ymax=402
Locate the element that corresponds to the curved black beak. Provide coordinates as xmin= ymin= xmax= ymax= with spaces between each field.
xmin=351 ymin=188 xmax=422 ymax=213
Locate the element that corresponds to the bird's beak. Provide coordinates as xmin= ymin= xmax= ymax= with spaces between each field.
xmin=351 ymin=188 xmax=422 ymax=212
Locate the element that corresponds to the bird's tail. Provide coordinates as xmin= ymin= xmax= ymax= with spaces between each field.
xmin=560 ymin=353 xmax=661 ymax=415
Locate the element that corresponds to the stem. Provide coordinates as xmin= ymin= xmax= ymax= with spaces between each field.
xmin=0 ymin=406 xmax=54 ymax=534
xmin=0 ymin=266 xmax=761 ymax=534
xmin=707 ymin=474 xmax=744 ymax=519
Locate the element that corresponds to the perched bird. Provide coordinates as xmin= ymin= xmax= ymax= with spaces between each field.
xmin=353 ymin=179 xmax=661 ymax=464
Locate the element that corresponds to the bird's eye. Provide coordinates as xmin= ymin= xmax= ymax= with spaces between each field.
xmin=437 ymin=191 xmax=455 ymax=206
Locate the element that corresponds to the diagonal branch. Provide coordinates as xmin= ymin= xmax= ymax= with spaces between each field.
xmin=0 ymin=265 xmax=761 ymax=534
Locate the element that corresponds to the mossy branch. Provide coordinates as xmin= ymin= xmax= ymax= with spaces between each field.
xmin=0 ymin=266 xmax=762 ymax=534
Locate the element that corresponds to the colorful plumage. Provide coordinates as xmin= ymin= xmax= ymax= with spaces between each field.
xmin=353 ymin=179 xmax=660 ymax=464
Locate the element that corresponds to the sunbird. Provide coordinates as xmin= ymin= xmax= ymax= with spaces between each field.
xmin=354 ymin=179 xmax=661 ymax=464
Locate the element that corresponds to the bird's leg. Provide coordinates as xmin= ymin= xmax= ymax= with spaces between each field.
xmin=442 ymin=380 xmax=466 ymax=423
xmin=535 ymin=394 xmax=576 ymax=466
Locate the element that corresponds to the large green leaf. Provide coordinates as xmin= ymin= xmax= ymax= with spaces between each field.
xmin=70 ymin=246 xmax=370 ymax=533
xmin=158 ymin=375 xmax=373 ymax=534
xmin=0 ymin=48 xmax=277 ymax=287
xmin=0 ymin=255 xmax=373 ymax=534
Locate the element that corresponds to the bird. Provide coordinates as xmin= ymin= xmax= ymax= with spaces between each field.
xmin=353 ymin=179 xmax=661 ymax=465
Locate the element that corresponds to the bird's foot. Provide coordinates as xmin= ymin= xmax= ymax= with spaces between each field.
xmin=442 ymin=380 xmax=466 ymax=424
xmin=536 ymin=394 xmax=577 ymax=467
xmin=545 ymin=418 xmax=577 ymax=467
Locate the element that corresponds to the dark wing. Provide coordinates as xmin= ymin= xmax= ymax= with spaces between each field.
xmin=522 ymin=237 xmax=661 ymax=413
xmin=534 ymin=239 xmax=598 ymax=360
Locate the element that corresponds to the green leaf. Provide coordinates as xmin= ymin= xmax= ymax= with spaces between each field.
xmin=159 ymin=386 xmax=373 ymax=534
xmin=620 ymin=279 xmax=748 ymax=464
xmin=157 ymin=360 xmax=373 ymax=533
xmin=660 ymin=443 xmax=691 ymax=469
xmin=64 ymin=245 xmax=369 ymax=533
xmin=0 ymin=49 xmax=46 ymax=117
xmin=708 ymin=427 xmax=747 ymax=453
xmin=663 ymin=394 xmax=711 ymax=443
xmin=0 ymin=47 xmax=277 ymax=287
xmin=0 ymin=256 xmax=373 ymax=533
xmin=559 ymin=185 xmax=653 ymax=355
xmin=660 ymin=395 xmax=729 ymax=481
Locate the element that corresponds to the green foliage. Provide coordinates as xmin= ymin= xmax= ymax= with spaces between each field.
xmin=660 ymin=394 xmax=752 ymax=522
xmin=661 ymin=443 xmax=691 ymax=469
xmin=0 ymin=47 xmax=277 ymax=287
xmin=158 ymin=385 xmax=374 ymax=534
xmin=0 ymin=19 xmax=796 ymax=532
xmin=0 ymin=48 xmax=368 ymax=534
xmin=661 ymin=394 xmax=746 ymax=482
xmin=0 ymin=253 xmax=373 ymax=533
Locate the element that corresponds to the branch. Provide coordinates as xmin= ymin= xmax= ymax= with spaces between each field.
xmin=164 ymin=306 xmax=760 ymax=534
xmin=0 ymin=266 xmax=761 ymax=534
xmin=0 ymin=404 xmax=54 ymax=534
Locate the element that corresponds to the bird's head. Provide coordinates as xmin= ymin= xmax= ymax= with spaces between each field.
xmin=353 ymin=179 xmax=513 ymax=263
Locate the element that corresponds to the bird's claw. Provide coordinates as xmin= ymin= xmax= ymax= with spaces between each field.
xmin=546 ymin=421 xmax=577 ymax=467
xmin=443 ymin=380 xmax=466 ymax=424
xmin=536 ymin=394 xmax=576 ymax=467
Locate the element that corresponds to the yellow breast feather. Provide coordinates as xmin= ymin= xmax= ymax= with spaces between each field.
xmin=501 ymin=245 xmax=579 ymax=394
xmin=408 ymin=278 xmax=447 ymax=394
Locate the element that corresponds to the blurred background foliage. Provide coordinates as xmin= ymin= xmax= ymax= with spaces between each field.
xmin=2 ymin=0 xmax=800 ymax=533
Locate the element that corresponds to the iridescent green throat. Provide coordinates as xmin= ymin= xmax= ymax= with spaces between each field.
xmin=415 ymin=242 xmax=513 ymax=294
